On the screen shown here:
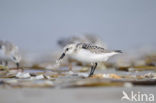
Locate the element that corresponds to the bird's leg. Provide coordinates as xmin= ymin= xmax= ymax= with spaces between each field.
xmin=89 ymin=63 xmax=98 ymax=77
xmin=5 ymin=60 xmax=8 ymax=67
xmin=0 ymin=60 xmax=2 ymax=65
xmin=89 ymin=65 xmax=94 ymax=77
xmin=16 ymin=63 xmax=24 ymax=72
xmin=91 ymin=62 xmax=97 ymax=75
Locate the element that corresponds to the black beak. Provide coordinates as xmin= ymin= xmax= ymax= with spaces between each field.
xmin=59 ymin=53 xmax=65 ymax=60
xmin=16 ymin=63 xmax=19 ymax=69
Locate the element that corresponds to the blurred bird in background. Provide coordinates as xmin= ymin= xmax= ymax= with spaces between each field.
xmin=0 ymin=40 xmax=21 ymax=69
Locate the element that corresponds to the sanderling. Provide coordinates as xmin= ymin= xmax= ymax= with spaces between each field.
xmin=57 ymin=35 xmax=107 ymax=70
xmin=0 ymin=40 xmax=21 ymax=68
xmin=58 ymin=43 xmax=122 ymax=77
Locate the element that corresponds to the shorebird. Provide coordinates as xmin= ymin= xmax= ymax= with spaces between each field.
xmin=57 ymin=35 xmax=107 ymax=70
xmin=58 ymin=43 xmax=122 ymax=77
xmin=0 ymin=40 xmax=21 ymax=68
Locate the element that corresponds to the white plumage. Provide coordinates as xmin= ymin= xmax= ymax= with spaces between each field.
xmin=71 ymin=49 xmax=118 ymax=63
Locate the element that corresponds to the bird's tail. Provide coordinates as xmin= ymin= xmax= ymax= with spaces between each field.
xmin=114 ymin=50 xmax=123 ymax=53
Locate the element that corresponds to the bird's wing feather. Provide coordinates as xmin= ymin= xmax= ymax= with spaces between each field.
xmin=76 ymin=43 xmax=111 ymax=54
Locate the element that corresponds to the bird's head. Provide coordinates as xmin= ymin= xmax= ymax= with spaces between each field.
xmin=59 ymin=43 xmax=76 ymax=60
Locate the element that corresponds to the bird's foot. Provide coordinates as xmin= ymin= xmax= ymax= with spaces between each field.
xmin=88 ymin=73 xmax=94 ymax=77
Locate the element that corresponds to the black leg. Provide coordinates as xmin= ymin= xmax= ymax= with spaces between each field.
xmin=0 ymin=61 xmax=2 ymax=65
xmin=89 ymin=63 xmax=98 ymax=77
xmin=5 ymin=61 xmax=8 ymax=66
xmin=91 ymin=62 xmax=97 ymax=75
xmin=89 ymin=65 xmax=94 ymax=77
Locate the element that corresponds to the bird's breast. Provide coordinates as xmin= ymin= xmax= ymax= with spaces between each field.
xmin=70 ymin=49 xmax=114 ymax=63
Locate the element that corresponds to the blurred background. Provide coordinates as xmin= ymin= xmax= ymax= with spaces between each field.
xmin=0 ymin=0 xmax=156 ymax=53
xmin=0 ymin=1 xmax=156 ymax=103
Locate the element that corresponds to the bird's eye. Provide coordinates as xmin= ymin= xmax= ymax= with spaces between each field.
xmin=66 ymin=48 xmax=69 ymax=51
xmin=13 ymin=57 xmax=16 ymax=60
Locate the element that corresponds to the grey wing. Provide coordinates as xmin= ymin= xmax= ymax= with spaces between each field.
xmin=78 ymin=43 xmax=111 ymax=53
